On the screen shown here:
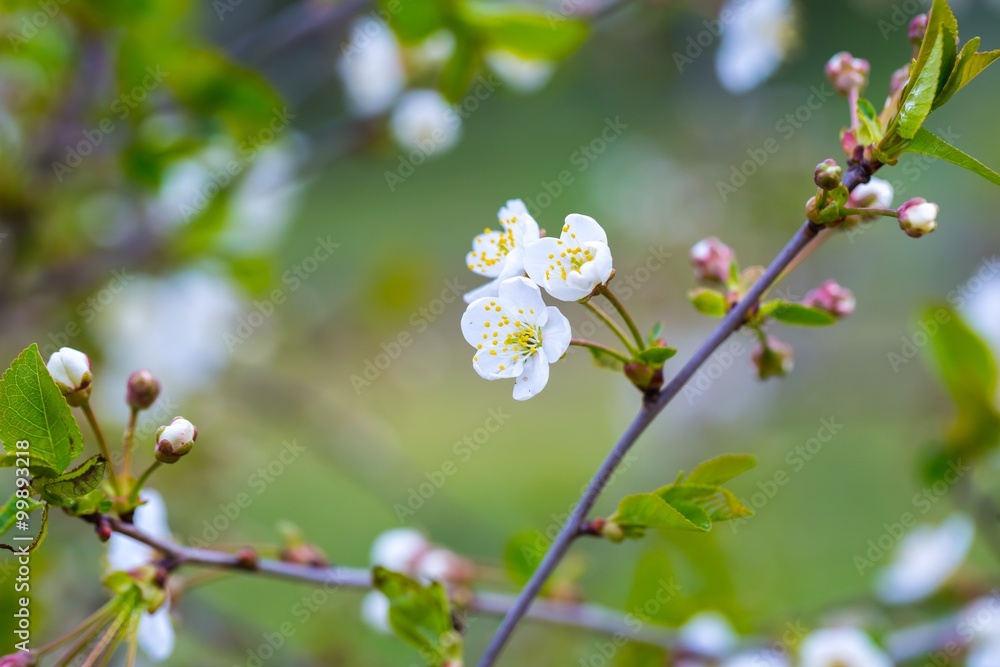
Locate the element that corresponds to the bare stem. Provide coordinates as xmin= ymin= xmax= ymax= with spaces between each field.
xmin=81 ymin=401 xmax=122 ymax=497
xmin=840 ymin=207 xmax=897 ymax=218
xmin=122 ymin=407 xmax=139 ymax=481
xmin=130 ymin=461 xmax=162 ymax=502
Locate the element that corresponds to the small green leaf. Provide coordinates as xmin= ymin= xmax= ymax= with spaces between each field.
xmin=926 ymin=305 xmax=997 ymax=412
xmin=0 ymin=495 xmax=44 ymax=537
xmin=898 ymin=31 xmax=945 ymax=139
xmin=647 ymin=322 xmax=663 ymax=346
xmin=439 ymin=32 xmax=482 ymax=103
xmin=934 ymin=38 xmax=1000 ymax=109
xmin=905 ymin=128 xmax=1000 ymax=187
xmin=0 ymin=344 xmax=84 ymax=474
xmin=764 ymin=302 xmax=836 ymax=326
xmin=658 ymin=484 xmax=753 ymax=522
xmin=41 ymin=455 xmax=106 ymax=500
xmin=689 ymin=289 xmax=727 ymax=317
xmin=460 ymin=3 xmax=588 ymax=59
xmin=372 ymin=567 xmax=462 ymax=663
xmin=1 ymin=502 xmax=48 ymax=553
xmin=589 ymin=346 xmax=625 ymax=371
xmin=685 ymin=454 xmax=757 ymax=486
xmin=856 ymin=98 xmax=884 ymax=146
xmin=383 ymin=0 xmax=446 ymax=43
xmin=609 ymin=493 xmax=711 ymax=539
xmin=637 ymin=347 xmax=677 ymax=369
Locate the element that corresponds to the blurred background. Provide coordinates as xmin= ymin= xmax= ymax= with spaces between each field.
xmin=1 ymin=0 xmax=1000 ymax=664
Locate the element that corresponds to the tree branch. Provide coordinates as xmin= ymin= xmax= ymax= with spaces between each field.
xmin=476 ymin=167 xmax=876 ymax=666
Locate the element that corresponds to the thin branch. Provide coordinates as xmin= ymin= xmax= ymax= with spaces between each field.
xmin=476 ymin=165 xmax=877 ymax=666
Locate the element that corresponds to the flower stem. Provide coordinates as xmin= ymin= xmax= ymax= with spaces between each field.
xmin=81 ymin=401 xmax=122 ymax=497
xmin=598 ymin=285 xmax=645 ymax=350
xmin=840 ymin=206 xmax=897 ymax=218
xmin=121 ymin=406 xmax=139 ymax=481
xmin=131 ymin=461 xmax=162 ymax=502
xmin=581 ymin=301 xmax=639 ymax=357
xmin=35 ymin=599 xmax=118 ymax=656
xmin=570 ymin=339 xmax=631 ymax=364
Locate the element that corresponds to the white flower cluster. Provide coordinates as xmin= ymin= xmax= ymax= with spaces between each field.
xmin=460 ymin=199 xmax=615 ymax=399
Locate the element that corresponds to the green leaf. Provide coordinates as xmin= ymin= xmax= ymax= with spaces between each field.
xmin=460 ymin=3 xmax=588 ymax=59
xmin=934 ymin=38 xmax=1000 ymax=109
xmin=0 ymin=495 xmax=44 ymax=537
xmin=637 ymin=346 xmax=677 ymax=369
xmin=905 ymin=128 xmax=1000 ymax=186
xmin=589 ymin=346 xmax=625 ymax=371
xmin=657 ymin=484 xmax=753 ymax=522
xmin=439 ymin=32 xmax=482 ymax=103
xmin=0 ymin=344 xmax=84 ymax=474
xmin=764 ymin=302 xmax=836 ymax=326
xmin=384 ymin=0 xmax=446 ymax=43
xmin=609 ymin=493 xmax=711 ymax=539
xmin=647 ymin=322 xmax=663 ymax=346
xmin=856 ymin=98 xmax=884 ymax=146
xmin=372 ymin=567 xmax=462 ymax=663
xmin=688 ymin=288 xmax=727 ymax=317
xmin=1 ymin=502 xmax=48 ymax=553
xmin=0 ymin=453 xmax=61 ymax=479
xmin=898 ymin=31 xmax=946 ymax=139
xmin=41 ymin=455 xmax=106 ymax=501
xmin=685 ymin=454 xmax=757 ymax=486
xmin=926 ymin=305 xmax=997 ymax=412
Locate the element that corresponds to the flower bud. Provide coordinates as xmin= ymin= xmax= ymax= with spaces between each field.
xmin=600 ymin=520 xmax=625 ymax=542
xmin=370 ymin=528 xmax=429 ymax=574
xmin=825 ymin=51 xmax=870 ymax=96
xmin=898 ymin=197 xmax=939 ymax=238
xmin=751 ymin=337 xmax=794 ymax=380
xmin=45 ymin=347 xmax=92 ymax=406
xmin=360 ymin=591 xmax=392 ymax=634
xmin=847 ymin=177 xmax=894 ymax=211
xmin=0 ymin=652 xmax=36 ymax=667
xmin=126 ymin=370 xmax=161 ymax=411
xmin=154 ymin=417 xmax=197 ymax=464
xmin=803 ymin=280 xmax=856 ymax=318
xmin=690 ymin=237 xmax=735 ymax=283
xmin=814 ymin=159 xmax=843 ymax=190
xmin=909 ymin=14 xmax=928 ymax=45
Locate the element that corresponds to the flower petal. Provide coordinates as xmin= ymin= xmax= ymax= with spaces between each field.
xmin=467 ymin=230 xmax=508 ymax=278
xmin=561 ymin=214 xmax=607 ymax=245
xmin=498 ymin=199 xmax=541 ymax=248
xmin=523 ymin=237 xmax=563 ymax=290
xmin=569 ymin=242 xmax=613 ymax=292
xmin=497 ymin=277 xmax=548 ymax=326
xmin=541 ymin=306 xmax=571 ymax=361
xmin=512 ymin=351 xmax=550 ymax=400
xmin=473 ymin=346 xmax=523 ymax=380
xmin=463 ymin=279 xmax=500 ymax=304
xmin=137 ymin=603 xmax=175 ymax=662
xmin=462 ymin=298 xmax=501 ymax=348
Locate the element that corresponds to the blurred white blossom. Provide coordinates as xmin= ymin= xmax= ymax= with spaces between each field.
xmin=484 ymin=50 xmax=556 ymax=94
xmin=389 ymin=89 xmax=461 ymax=155
xmin=874 ymin=514 xmax=974 ymax=605
xmin=715 ymin=0 xmax=797 ymax=94
xmin=799 ymin=627 xmax=891 ymax=667
xmin=360 ymin=591 xmax=393 ymax=634
xmin=338 ymin=18 xmax=406 ymax=117
xmin=678 ymin=611 xmax=738 ymax=658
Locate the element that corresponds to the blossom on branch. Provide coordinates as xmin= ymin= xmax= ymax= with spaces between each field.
xmin=524 ymin=214 xmax=614 ymax=302
xmin=464 ymin=199 xmax=541 ymax=303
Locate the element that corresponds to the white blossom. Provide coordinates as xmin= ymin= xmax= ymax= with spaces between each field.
xmin=361 ymin=591 xmax=393 ymax=634
xmin=464 ymin=199 xmax=541 ymax=303
xmin=337 ymin=18 xmax=405 ymax=117
xmin=874 ymin=513 xmax=974 ymax=605
xmin=714 ymin=0 xmax=796 ymax=94
xmin=523 ymin=214 xmax=614 ymax=302
xmin=677 ymin=611 xmax=738 ymax=659
xmin=461 ymin=277 xmax=572 ymax=400
xmin=370 ymin=528 xmax=430 ymax=574
xmin=46 ymin=347 xmax=92 ymax=395
xmin=389 ymin=89 xmax=461 ymax=156
xmin=798 ymin=627 xmax=892 ymax=667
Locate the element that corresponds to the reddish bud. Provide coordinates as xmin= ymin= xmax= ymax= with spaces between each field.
xmin=803 ymin=280 xmax=856 ymax=318
xmin=690 ymin=237 xmax=735 ymax=283
xmin=126 ymin=370 xmax=161 ymax=411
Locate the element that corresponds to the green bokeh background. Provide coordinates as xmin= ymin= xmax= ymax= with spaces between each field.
xmin=2 ymin=0 xmax=1000 ymax=664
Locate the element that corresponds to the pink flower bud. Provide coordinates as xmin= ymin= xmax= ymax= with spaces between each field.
xmin=690 ymin=237 xmax=735 ymax=283
xmin=847 ymin=178 xmax=894 ymax=211
xmin=751 ymin=337 xmax=794 ymax=380
xmin=898 ymin=197 xmax=939 ymax=238
xmin=154 ymin=417 xmax=197 ymax=464
xmin=45 ymin=347 xmax=92 ymax=406
xmin=803 ymin=280 xmax=856 ymax=318
xmin=126 ymin=370 xmax=161 ymax=411
xmin=0 ymin=653 xmax=36 ymax=667
xmin=909 ymin=14 xmax=928 ymax=45
xmin=825 ymin=51 xmax=870 ymax=96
